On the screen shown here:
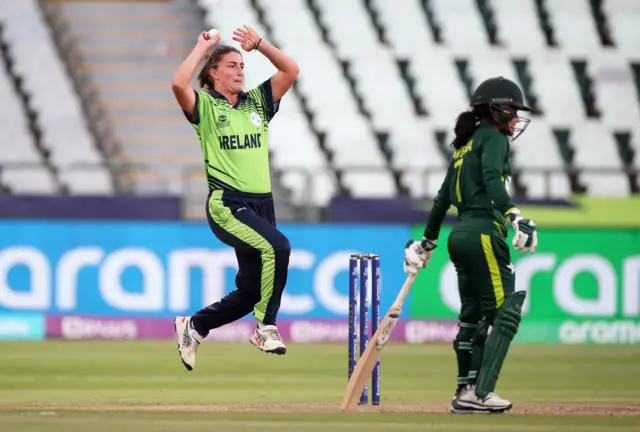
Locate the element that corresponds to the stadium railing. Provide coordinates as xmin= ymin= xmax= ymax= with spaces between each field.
xmin=0 ymin=163 xmax=637 ymax=222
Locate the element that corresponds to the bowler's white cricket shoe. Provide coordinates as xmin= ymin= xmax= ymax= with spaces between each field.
xmin=174 ymin=316 xmax=203 ymax=371
xmin=250 ymin=324 xmax=287 ymax=355
xmin=456 ymin=385 xmax=512 ymax=413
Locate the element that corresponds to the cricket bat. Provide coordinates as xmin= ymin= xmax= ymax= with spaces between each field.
xmin=339 ymin=273 xmax=417 ymax=412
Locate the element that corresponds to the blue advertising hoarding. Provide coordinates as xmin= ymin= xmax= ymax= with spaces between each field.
xmin=0 ymin=221 xmax=411 ymax=319
xmin=0 ymin=313 xmax=45 ymax=340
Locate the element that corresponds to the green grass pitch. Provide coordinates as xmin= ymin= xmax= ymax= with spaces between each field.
xmin=0 ymin=341 xmax=638 ymax=431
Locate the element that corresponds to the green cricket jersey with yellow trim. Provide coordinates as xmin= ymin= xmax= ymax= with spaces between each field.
xmin=424 ymin=123 xmax=516 ymax=240
xmin=185 ymin=80 xmax=279 ymax=193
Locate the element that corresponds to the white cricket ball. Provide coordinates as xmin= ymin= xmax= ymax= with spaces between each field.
xmin=208 ymin=29 xmax=219 ymax=39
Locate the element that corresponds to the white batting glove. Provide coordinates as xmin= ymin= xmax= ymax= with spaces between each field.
xmin=403 ymin=239 xmax=437 ymax=275
xmin=508 ymin=209 xmax=538 ymax=253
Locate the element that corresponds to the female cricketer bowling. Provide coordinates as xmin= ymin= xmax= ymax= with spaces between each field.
xmin=403 ymin=77 xmax=539 ymax=413
xmin=171 ymin=26 xmax=300 ymax=371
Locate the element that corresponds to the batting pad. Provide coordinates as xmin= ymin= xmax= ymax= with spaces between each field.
xmin=475 ymin=291 xmax=526 ymax=398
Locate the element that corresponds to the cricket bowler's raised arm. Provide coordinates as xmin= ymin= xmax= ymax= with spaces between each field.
xmin=171 ymin=32 xmax=219 ymax=121
xmin=480 ymin=137 xmax=517 ymax=217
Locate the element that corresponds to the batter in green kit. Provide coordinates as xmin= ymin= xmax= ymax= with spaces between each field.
xmin=432 ymin=124 xmax=518 ymax=327
xmin=403 ymin=77 xmax=539 ymax=414
xmin=170 ymin=25 xmax=300 ymax=372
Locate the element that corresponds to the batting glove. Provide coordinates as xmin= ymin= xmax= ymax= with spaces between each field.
xmin=508 ymin=209 xmax=538 ymax=254
xmin=403 ymin=239 xmax=437 ymax=275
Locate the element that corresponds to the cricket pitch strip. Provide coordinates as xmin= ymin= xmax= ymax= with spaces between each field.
xmin=4 ymin=403 xmax=640 ymax=416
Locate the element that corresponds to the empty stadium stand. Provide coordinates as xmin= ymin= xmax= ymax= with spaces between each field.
xmin=42 ymin=0 xmax=204 ymax=196
xmin=0 ymin=40 xmax=57 ymax=194
xmin=0 ymin=0 xmax=638 ymax=218
xmin=0 ymin=0 xmax=113 ymax=194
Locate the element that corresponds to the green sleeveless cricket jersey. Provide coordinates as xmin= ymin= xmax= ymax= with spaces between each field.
xmin=185 ymin=79 xmax=279 ymax=193
xmin=424 ymin=123 xmax=516 ymax=240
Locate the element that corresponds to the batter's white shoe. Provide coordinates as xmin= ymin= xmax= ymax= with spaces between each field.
xmin=456 ymin=385 xmax=512 ymax=413
xmin=450 ymin=387 xmax=476 ymax=414
xmin=250 ymin=324 xmax=287 ymax=355
xmin=174 ymin=316 xmax=203 ymax=371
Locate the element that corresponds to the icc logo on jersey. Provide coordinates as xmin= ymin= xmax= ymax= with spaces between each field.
xmin=216 ymin=114 xmax=230 ymax=129
xmin=250 ymin=112 xmax=262 ymax=127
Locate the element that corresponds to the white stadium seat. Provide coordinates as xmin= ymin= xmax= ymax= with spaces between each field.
xmin=514 ymin=122 xmax=570 ymax=199
xmin=529 ymin=52 xmax=587 ymax=125
xmin=388 ymin=119 xmax=446 ymax=170
xmin=349 ymin=54 xmax=415 ymax=130
xmin=372 ymin=0 xmax=439 ymax=57
xmin=281 ymin=170 xmax=336 ymax=207
xmin=316 ymin=0 xmax=382 ymax=61
xmin=431 ymin=0 xmax=490 ymax=55
xmin=468 ymin=49 xmax=520 ymax=88
xmin=604 ymin=0 xmax=640 ymax=54
xmin=269 ymin=110 xmax=325 ymax=170
xmin=323 ymin=115 xmax=385 ymax=169
xmin=388 ymin=119 xmax=449 ymax=198
xmin=0 ymin=47 xmax=57 ymax=193
xmin=588 ymin=52 xmax=640 ymax=129
xmin=572 ymin=121 xmax=629 ymax=196
xmin=491 ymin=0 xmax=548 ymax=54
xmin=342 ymin=170 xmax=397 ymax=198
xmin=411 ymin=49 xmax=471 ymax=127
xmin=549 ymin=0 xmax=602 ymax=56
